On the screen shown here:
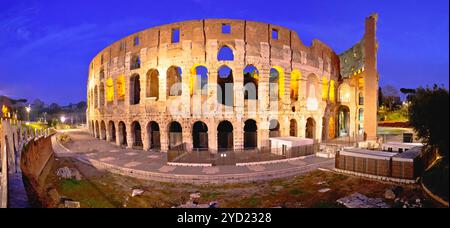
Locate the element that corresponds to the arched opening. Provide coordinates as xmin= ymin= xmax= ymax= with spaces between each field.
xmin=269 ymin=119 xmax=280 ymax=138
xmin=130 ymin=55 xmax=141 ymax=70
xmin=192 ymin=121 xmax=208 ymax=150
xmin=116 ymin=75 xmax=126 ymax=101
xmin=217 ymin=121 xmax=233 ymax=151
xmin=269 ymin=68 xmax=280 ymax=101
xmin=100 ymin=121 xmax=106 ymax=140
xmin=147 ymin=121 xmax=161 ymax=150
xmin=338 ymin=106 xmax=350 ymax=137
xmin=289 ymin=119 xmax=297 ymax=137
xmin=359 ymin=92 xmax=364 ymax=105
xmin=168 ymin=121 xmax=183 ymax=149
xmin=146 ymin=69 xmax=159 ymax=99
xmin=130 ymin=74 xmax=141 ymax=105
xmin=99 ymin=83 xmax=105 ymax=107
xmin=190 ymin=65 xmax=208 ymax=96
xmin=244 ymin=119 xmax=257 ymax=149
xmin=108 ymin=121 xmax=116 ymax=142
xmin=131 ymin=121 xmax=143 ymax=148
xmin=167 ymin=66 xmax=182 ymax=97
xmin=217 ymin=66 xmax=234 ymax=107
xmin=217 ymin=46 xmax=234 ymax=61
xmin=305 ymin=118 xmax=316 ymax=139
xmin=118 ymin=121 xmax=127 ymax=146
xmin=291 ymin=70 xmax=301 ymax=101
xmin=95 ymin=121 xmax=100 ymax=138
xmin=243 ymin=65 xmax=259 ymax=100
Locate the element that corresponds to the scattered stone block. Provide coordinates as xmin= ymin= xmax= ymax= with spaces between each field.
xmin=131 ymin=189 xmax=145 ymax=197
xmin=384 ymin=189 xmax=396 ymax=200
xmin=64 ymin=200 xmax=81 ymax=208
xmin=337 ymin=193 xmax=390 ymax=208
xmin=318 ymin=188 xmax=331 ymax=193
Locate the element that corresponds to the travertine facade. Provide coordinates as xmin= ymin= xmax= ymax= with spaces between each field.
xmin=87 ymin=15 xmax=379 ymax=153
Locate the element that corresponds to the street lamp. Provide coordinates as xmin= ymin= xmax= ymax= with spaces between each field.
xmin=25 ymin=105 xmax=31 ymax=122
xmin=60 ymin=116 xmax=66 ymax=124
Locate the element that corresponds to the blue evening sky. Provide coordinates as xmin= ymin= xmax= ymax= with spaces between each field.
xmin=0 ymin=0 xmax=448 ymax=104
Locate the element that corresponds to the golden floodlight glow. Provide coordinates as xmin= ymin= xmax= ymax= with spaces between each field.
xmin=106 ymin=77 xmax=114 ymax=102
xmin=116 ymin=75 xmax=125 ymax=100
xmin=322 ymin=77 xmax=329 ymax=101
xmin=329 ymin=80 xmax=336 ymax=103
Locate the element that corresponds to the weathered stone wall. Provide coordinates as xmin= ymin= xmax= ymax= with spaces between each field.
xmin=20 ymin=135 xmax=55 ymax=207
xmin=86 ymin=17 xmax=379 ymax=152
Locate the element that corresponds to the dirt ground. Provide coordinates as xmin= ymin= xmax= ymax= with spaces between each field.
xmin=42 ymin=157 xmax=442 ymax=208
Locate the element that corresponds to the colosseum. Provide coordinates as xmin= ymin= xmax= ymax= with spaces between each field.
xmin=87 ymin=14 xmax=379 ymax=155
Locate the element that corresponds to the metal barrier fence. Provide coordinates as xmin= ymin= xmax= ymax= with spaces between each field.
xmin=168 ymin=143 xmax=320 ymax=166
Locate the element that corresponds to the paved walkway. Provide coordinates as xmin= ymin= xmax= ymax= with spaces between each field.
xmin=53 ymin=129 xmax=334 ymax=184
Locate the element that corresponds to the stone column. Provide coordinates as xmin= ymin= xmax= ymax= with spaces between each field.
xmin=183 ymin=121 xmax=193 ymax=152
xmin=126 ymin=123 xmax=134 ymax=149
xmin=207 ymin=69 xmax=218 ymax=116
xmin=160 ymin=126 xmax=169 ymax=152
xmin=299 ymin=117 xmax=306 ymax=138
xmin=159 ymin=66 xmax=167 ymax=102
xmin=142 ymin=127 xmax=150 ymax=151
xmin=208 ymin=121 xmax=217 ymax=153
xmin=234 ymin=119 xmax=244 ymax=150
xmin=115 ymin=126 xmax=121 ymax=146
xmin=259 ymin=68 xmax=270 ymax=113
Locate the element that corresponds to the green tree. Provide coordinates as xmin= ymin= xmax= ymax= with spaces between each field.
xmin=408 ymin=85 xmax=449 ymax=159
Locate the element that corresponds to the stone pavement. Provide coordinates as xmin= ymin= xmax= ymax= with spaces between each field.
xmin=52 ymin=129 xmax=335 ymax=184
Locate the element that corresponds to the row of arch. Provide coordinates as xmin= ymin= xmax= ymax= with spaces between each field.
xmin=89 ymin=118 xmax=318 ymax=151
xmin=89 ymin=64 xmax=333 ymax=109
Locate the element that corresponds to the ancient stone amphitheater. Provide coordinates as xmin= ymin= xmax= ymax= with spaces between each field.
xmin=87 ymin=15 xmax=379 ymax=153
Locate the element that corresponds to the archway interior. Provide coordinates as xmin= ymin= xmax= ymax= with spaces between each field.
xmin=130 ymin=74 xmax=141 ymax=105
xmin=289 ymin=119 xmax=297 ymax=137
xmin=244 ymin=119 xmax=257 ymax=149
xmin=169 ymin=122 xmax=183 ymax=149
xmin=190 ymin=66 xmax=208 ymax=96
xmin=244 ymin=65 xmax=259 ymax=100
xmin=147 ymin=122 xmax=161 ymax=149
xmin=217 ymin=46 xmax=234 ymax=61
xmin=269 ymin=68 xmax=280 ymax=101
xmin=132 ymin=122 xmax=143 ymax=147
xmin=306 ymin=118 xmax=316 ymax=139
xmin=217 ymin=121 xmax=233 ymax=150
xmin=101 ymin=121 xmax=106 ymax=140
xmin=217 ymin=66 xmax=234 ymax=107
xmin=167 ymin=66 xmax=182 ymax=97
xmin=269 ymin=119 xmax=280 ymax=138
xmin=146 ymin=69 xmax=159 ymax=99
xmin=338 ymin=106 xmax=350 ymax=137
xmin=193 ymin=121 xmax=208 ymax=149
xmin=109 ymin=121 xmax=116 ymax=141
xmin=119 ymin=122 xmax=127 ymax=146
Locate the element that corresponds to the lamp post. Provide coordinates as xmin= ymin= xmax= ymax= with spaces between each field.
xmin=60 ymin=116 xmax=66 ymax=124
